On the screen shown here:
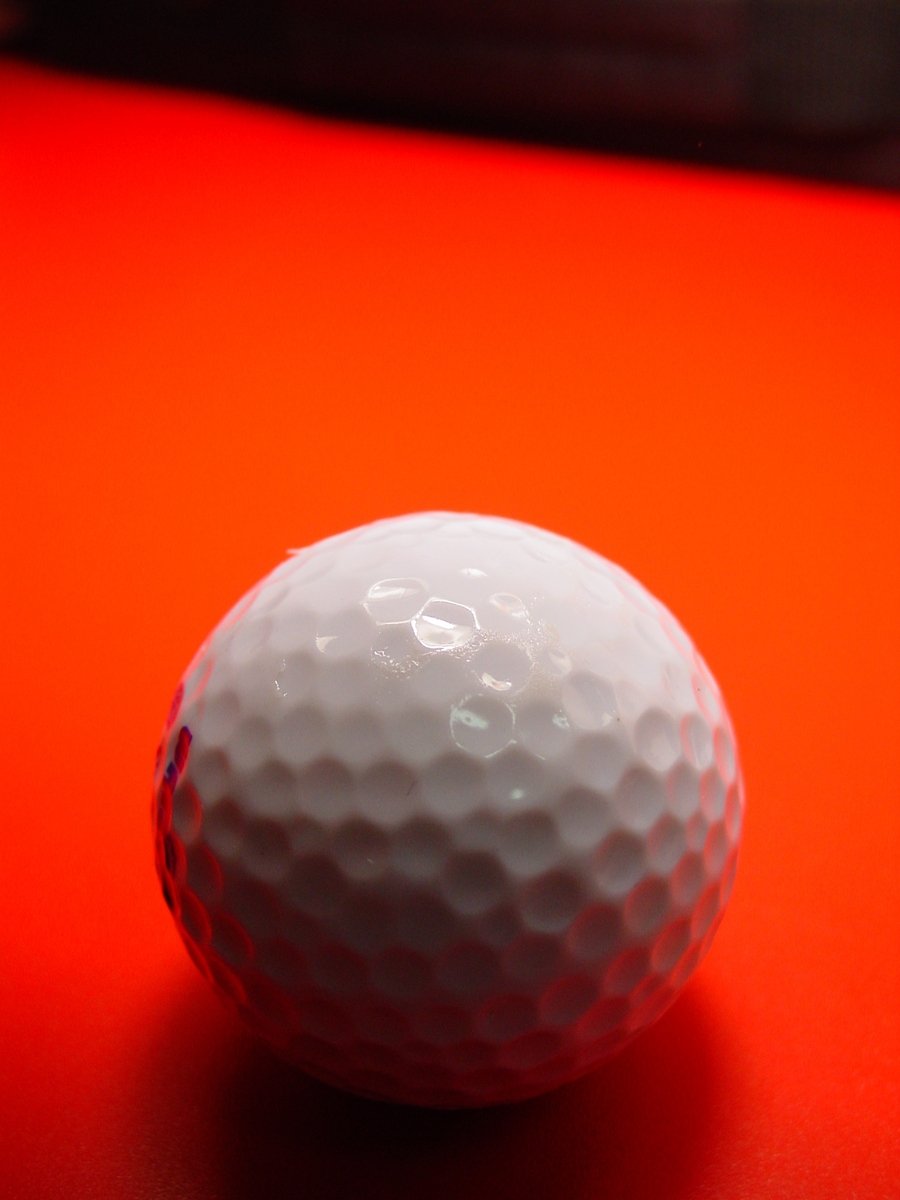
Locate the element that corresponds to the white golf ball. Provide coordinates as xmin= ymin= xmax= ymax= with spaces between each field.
xmin=153 ymin=512 xmax=743 ymax=1106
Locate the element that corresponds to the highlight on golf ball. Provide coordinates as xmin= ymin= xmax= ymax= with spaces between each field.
xmin=153 ymin=512 xmax=743 ymax=1107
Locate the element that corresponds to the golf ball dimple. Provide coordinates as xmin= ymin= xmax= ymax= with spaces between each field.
xmin=153 ymin=512 xmax=743 ymax=1107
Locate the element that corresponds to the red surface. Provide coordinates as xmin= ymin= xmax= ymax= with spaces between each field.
xmin=1 ymin=59 xmax=899 ymax=1200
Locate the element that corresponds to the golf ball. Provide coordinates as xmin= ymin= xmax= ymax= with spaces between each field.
xmin=153 ymin=512 xmax=743 ymax=1106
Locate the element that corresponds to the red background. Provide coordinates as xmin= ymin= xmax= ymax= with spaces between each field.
xmin=1 ymin=59 xmax=898 ymax=1199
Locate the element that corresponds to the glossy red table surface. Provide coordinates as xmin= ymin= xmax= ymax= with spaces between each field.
xmin=1 ymin=59 xmax=898 ymax=1200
